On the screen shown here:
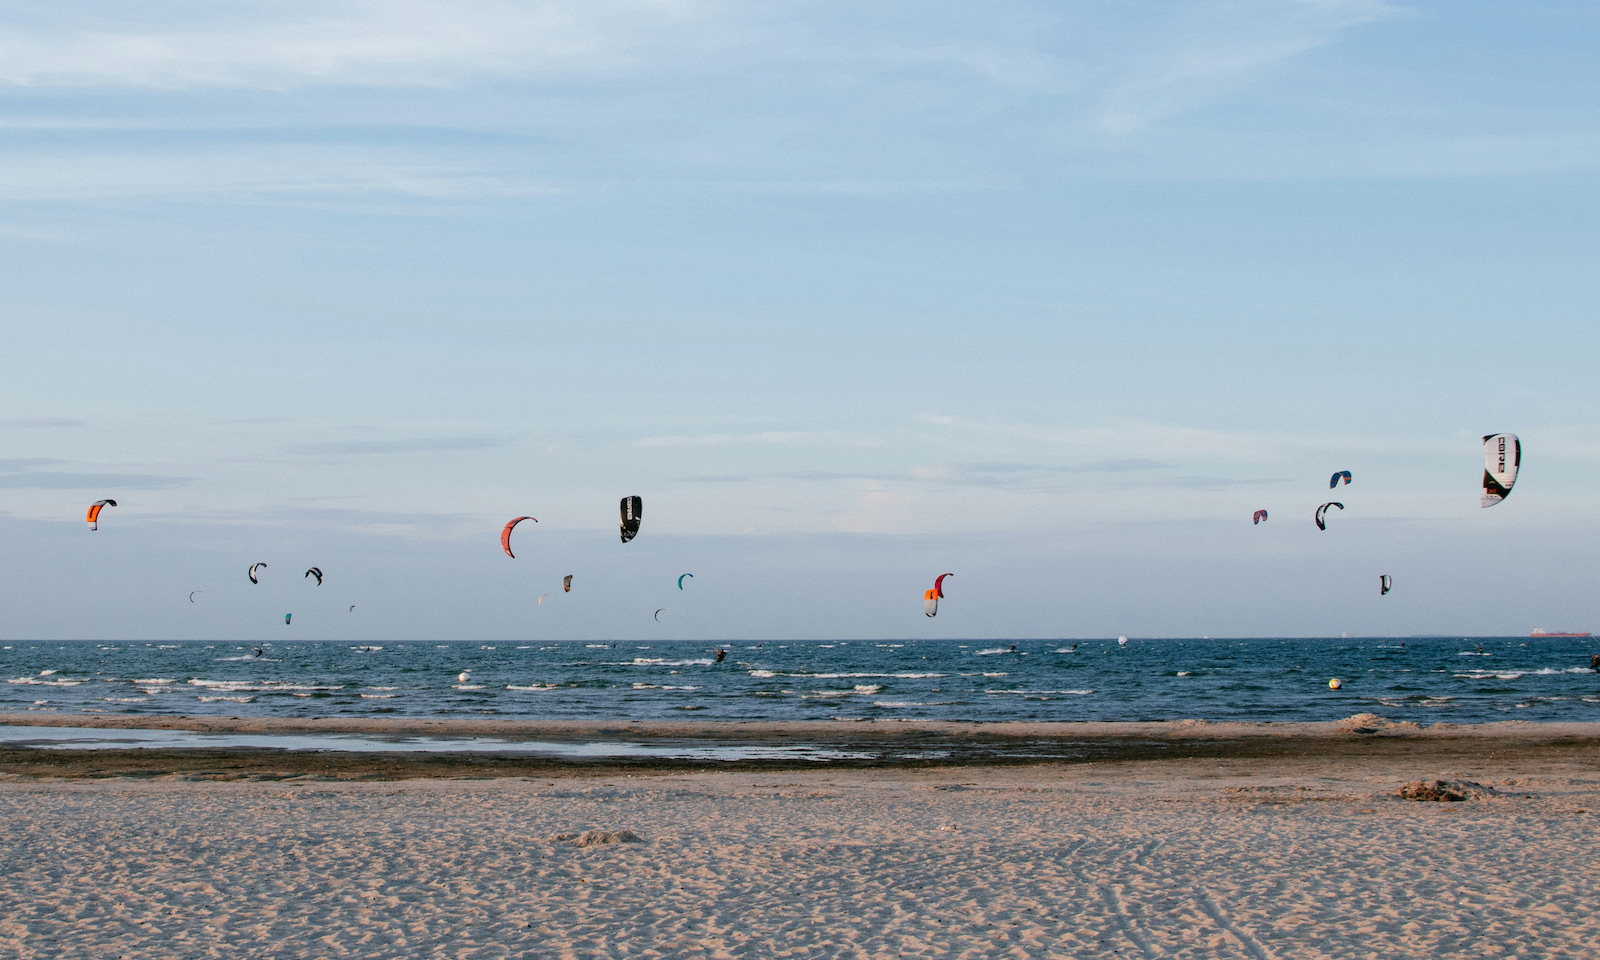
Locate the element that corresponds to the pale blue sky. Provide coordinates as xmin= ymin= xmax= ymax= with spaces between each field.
xmin=2 ymin=1 xmax=1597 ymax=640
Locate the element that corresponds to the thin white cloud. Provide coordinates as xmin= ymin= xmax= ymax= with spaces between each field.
xmin=635 ymin=431 xmax=879 ymax=449
xmin=920 ymin=413 xmax=1284 ymax=462
xmin=1095 ymin=0 xmax=1399 ymax=133
xmin=0 ymin=1 xmax=715 ymax=89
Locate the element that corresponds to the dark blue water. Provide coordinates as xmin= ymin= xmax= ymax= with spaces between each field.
xmin=3 ymin=638 xmax=1598 ymax=724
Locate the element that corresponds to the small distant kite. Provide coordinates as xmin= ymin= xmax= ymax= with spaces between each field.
xmin=620 ymin=496 xmax=643 ymax=543
xmin=1380 ymin=574 xmax=1392 ymax=596
xmin=1329 ymin=470 xmax=1352 ymax=489
xmin=501 ymin=516 xmax=537 ymax=558
xmin=1481 ymin=433 xmax=1520 ymax=508
xmin=653 ymin=608 xmax=664 ymax=622
xmin=348 ymin=605 xmax=356 ymax=613
xmin=284 ymin=613 xmax=292 ymax=625
xmin=935 ymin=573 xmax=953 ymax=598
xmin=86 ymin=499 xmax=117 ymax=530
xmin=1315 ymin=502 xmax=1343 ymax=531
xmin=678 ymin=573 xmax=694 ymax=590
xmin=563 ymin=574 xmax=573 ymax=593
xmin=538 ymin=593 xmax=549 ymax=606
xmin=305 ymin=567 xmax=323 ymax=586
xmin=188 ymin=591 xmax=200 ymax=603
xmin=248 ymin=562 xmax=268 ymax=584
xmin=1252 ymin=509 xmax=1268 ymax=525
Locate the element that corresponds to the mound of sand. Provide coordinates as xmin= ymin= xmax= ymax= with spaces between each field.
xmin=558 ymin=829 xmax=643 ymax=846
xmin=1334 ymin=713 xmax=1423 ymax=734
xmin=1397 ymin=780 xmax=1495 ymax=802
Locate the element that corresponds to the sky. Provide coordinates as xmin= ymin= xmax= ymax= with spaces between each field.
xmin=2 ymin=1 xmax=1598 ymax=641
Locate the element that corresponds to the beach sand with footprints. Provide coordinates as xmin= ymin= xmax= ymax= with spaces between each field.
xmin=0 ymin=717 xmax=1597 ymax=957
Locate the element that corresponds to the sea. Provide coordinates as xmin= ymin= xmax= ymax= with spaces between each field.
xmin=3 ymin=637 xmax=1598 ymax=725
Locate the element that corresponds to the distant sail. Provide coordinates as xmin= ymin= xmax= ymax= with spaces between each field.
xmin=563 ymin=574 xmax=573 ymax=593
xmin=248 ymin=562 xmax=267 ymax=584
xmin=1481 ymin=433 xmax=1520 ymax=508
xmin=1329 ymin=470 xmax=1352 ymax=489
xmin=923 ymin=588 xmax=938 ymax=617
xmin=1380 ymin=574 xmax=1392 ymax=596
xmin=1315 ymin=502 xmax=1344 ymax=531
xmin=678 ymin=573 xmax=694 ymax=590
xmin=1252 ymin=509 xmax=1268 ymax=525
xmin=304 ymin=567 xmax=323 ymax=586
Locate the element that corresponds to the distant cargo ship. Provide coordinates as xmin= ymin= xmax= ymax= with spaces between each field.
xmin=1530 ymin=629 xmax=1592 ymax=638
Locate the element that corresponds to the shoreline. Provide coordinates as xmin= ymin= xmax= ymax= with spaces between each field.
xmin=2 ymin=712 xmax=1598 ymax=779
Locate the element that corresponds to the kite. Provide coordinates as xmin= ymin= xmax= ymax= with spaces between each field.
xmin=86 ymin=499 xmax=117 ymax=530
xmin=248 ymin=562 xmax=267 ymax=584
xmin=1252 ymin=510 xmax=1268 ymax=524
xmin=188 ymin=591 xmax=200 ymax=603
xmin=653 ymin=608 xmax=664 ymax=622
xmin=501 ymin=516 xmax=537 ymax=558
xmin=285 ymin=613 xmax=292 ymax=625
xmin=923 ymin=589 xmax=938 ymax=618
xmin=305 ymin=567 xmax=323 ymax=586
xmin=1329 ymin=470 xmax=1353 ymax=489
xmin=1481 ymin=433 xmax=1520 ymax=507
xmin=563 ymin=574 xmax=573 ymax=593
xmin=620 ymin=496 xmax=643 ymax=543
xmin=934 ymin=573 xmax=953 ymax=598
xmin=349 ymin=605 xmax=356 ymax=613
xmin=538 ymin=594 xmax=549 ymax=606
xmin=1380 ymin=574 xmax=1392 ymax=596
xmin=678 ymin=573 xmax=694 ymax=590
xmin=1315 ymin=502 xmax=1344 ymax=531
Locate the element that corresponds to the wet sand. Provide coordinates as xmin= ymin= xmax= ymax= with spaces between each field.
xmin=0 ymin=712 xmax=1596 ymax=779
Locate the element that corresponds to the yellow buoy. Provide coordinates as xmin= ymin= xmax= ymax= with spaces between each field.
xmin=1329 ymin=678 xmax=1342 ymax=690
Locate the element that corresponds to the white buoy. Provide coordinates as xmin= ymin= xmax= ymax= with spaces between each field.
xmin=1329 ymin=678 xmax=1342 ymax=690
xmin=458 ymin=671 xmax=470 ymax=683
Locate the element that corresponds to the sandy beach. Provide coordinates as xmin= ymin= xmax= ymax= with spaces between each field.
xmin=1 ymin=719 xmax=1598 ymax=957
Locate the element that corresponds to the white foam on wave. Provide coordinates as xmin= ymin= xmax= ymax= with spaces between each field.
xmin=453 ymin=684 xmax=486 ymax=691
xmin=98 ymin=696 xmax=148 ymax=703
xmin=187 ymin=679 xmax=344 ymax=692
xmin=359 ymin=693 xmax=399 ymax=699
xmin=975 ymin=648 xmax=1010 ymax=655
xmin=982 ymin=672 xmax=1007 ymax=678
xmin=1455 ymin=670 xmax=1524 ymax=681
xmin=198 ymin=695 xmax=254 ymax=703
xmin=632 ymin=657 xmax=713 ymax=667
xmin=853 ymin=684 xmax=884 ymax=694
xmin=506 ymin=683 xmax=557 ymax=691
xmin=748 ymin=669 xmax=777 ymax=678
xmin=7 ymin=676 xmax=86 ymax=686
xmin=984 ymin=688 xmax=1095 ymax=696
xmin=133 ymin=679 xmax=176 ymax=685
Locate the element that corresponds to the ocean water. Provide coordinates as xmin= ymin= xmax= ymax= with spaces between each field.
xmin=4 ymin=637 xmax=1599 ymax=725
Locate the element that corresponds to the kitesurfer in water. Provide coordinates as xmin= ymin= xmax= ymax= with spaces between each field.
xmin=1591 ymin=654 xmax=1598 ymax=673
xmin=252 ymin=646 xmax=263 ymax=658
xmin=1009 ymin=644 xmax=1017 ymax=653
xmin=715 ymin=648 xmax=727 ymax=663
